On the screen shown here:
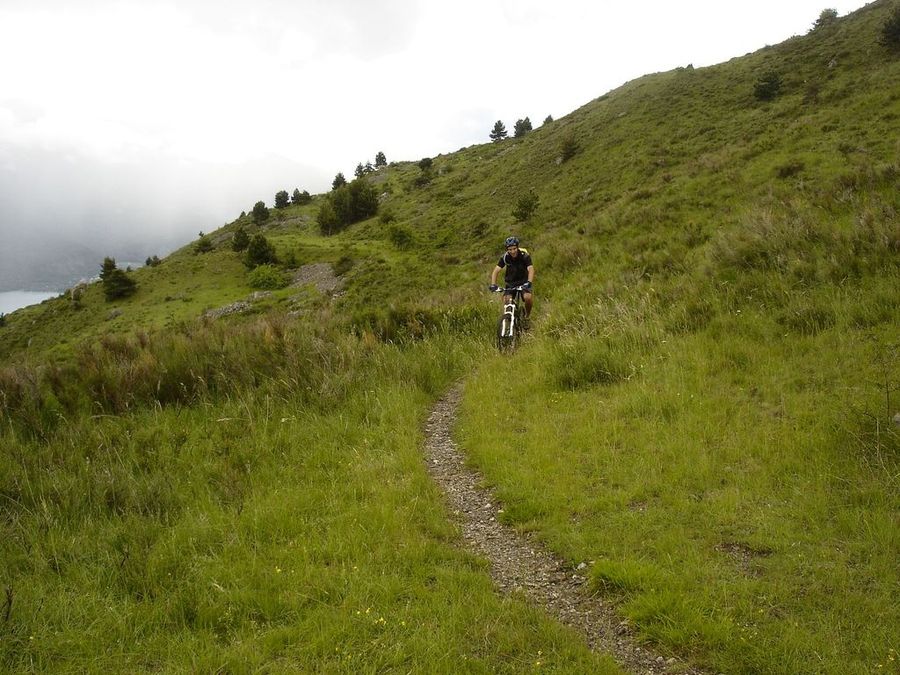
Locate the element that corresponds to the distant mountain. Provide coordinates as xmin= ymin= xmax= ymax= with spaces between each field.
xmin=0 ymin=231 xmax=183 ymax=292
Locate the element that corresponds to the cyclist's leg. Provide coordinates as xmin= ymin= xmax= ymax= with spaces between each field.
xmin=522 ymin=291 xmax=533 ymax=318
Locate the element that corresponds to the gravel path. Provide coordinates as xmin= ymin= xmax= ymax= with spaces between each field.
xmin=423 ymin=384 xmax=708 ymax=675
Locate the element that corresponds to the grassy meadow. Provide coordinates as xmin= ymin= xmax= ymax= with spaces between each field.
xmin=2 ymin=2 xmax=899 ymax=673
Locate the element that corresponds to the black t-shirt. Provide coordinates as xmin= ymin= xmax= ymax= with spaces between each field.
xmin=497 ymin=249 xmax=533 ymax=286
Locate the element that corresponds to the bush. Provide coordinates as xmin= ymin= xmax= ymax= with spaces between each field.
xmin=244 ymin=233 xmax=277 ymax=268
xmin=144 ymin=255 xmax=161 ymax=267
xmin=514 ymin=117 xmax=532 ymax=138
xmin=194 ymin=233 xmax=214 ymax=254
xmin=252 ymin=201 xmax=269 ymax=225
xmin=881 ymin=4 xmax=900 ymax=52
xmin=232 ymin=226 xmax=250 ymax=252
xmin=513 ymin=189 xmax=540 ymax=222
xmin=811 ymin=8 xmax=838 ymax=31
xmin=560 ymin=132 xmax=579 ymax=162
xmin=388 ymin=224 xmax=414 ymax=249
xmin=247 ymin=264 xmax=288 ymax=290
xmin=753 ymin=71 xmax=783 ymax=101
xmin=103 ymin=268 xmax=137 ymax=301
xmin=551 ymin=338 xmax=635 ymax=390
xmin=334 ymin=255 xmax=354 ymax=276
xmin=318 ymin=179 xmax=378 ymax=235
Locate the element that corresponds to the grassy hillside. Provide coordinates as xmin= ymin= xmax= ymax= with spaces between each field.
xmin=2 ymin=2 xmax=898 ymax=673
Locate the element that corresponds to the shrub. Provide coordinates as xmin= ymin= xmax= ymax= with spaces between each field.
xmin=513 ymin=189 xmax=540 ymax=222
xmin=551 ymin=338 xmax=635 ymax=390
xmin=292 ymin=189 xmax=311 ymax=205
xmin=194 ymin=233 xmax=214 ymax=254
xmin=0 ymin=313 xmax=5 ymax=328
xmin=881 ymin=4 xmax=900 ymax=52
xmin=317 ymin=200 xmax=339 ymax=236
xmin=560 ymin=132 xmax=579 ymax=162
xmin=380 ymin=207 xmax=396 ymax=224
xmin=103 ymin=268 xmax=137 ymax=301
xmin=753 ymin=71 xmax=783 ymax=101
xmin=334 ymin=255 xmax=354 ymax=276
xmin=232 ymin=226 xmax=250 ymax=252
xmin=811 ymin=8 xmax=838 ymax=31
xmin=144 ymin=255 xmax=161 ymax=267
xmin=251 ymin=201 xmax=269 ymax=225
xmin=514 ymin=117 xmax=533 ymax=138
xmin=248 ymin=264 xmax=288 ymax=290
xmin=775 ymin=160 xmax=805 ymax=179
xmin=318 ymin=179 xmax=378 ymax=234
xmin=244 ymin=233 xmax=277 ymax=268
xmin=388 ymin=224 xmax=414 ymax=249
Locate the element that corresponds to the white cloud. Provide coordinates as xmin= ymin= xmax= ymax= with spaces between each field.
xmin=0 ymin=0 xmax=873 ymax=287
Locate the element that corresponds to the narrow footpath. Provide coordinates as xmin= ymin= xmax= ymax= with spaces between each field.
xmin=423 ymin=385 xmax=708 ymax=675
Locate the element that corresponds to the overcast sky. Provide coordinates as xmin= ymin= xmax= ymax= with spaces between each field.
xmin=0 ymin=0 xmax=872 ymax=286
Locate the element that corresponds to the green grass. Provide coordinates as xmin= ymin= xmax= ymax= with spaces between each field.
xmin=1 ymin=328 xmax=619 ymax=673
xmin=459 ymin=272 xmax=898 ymax=674
xmin=2 ymin=1 xmax=899 ymax=672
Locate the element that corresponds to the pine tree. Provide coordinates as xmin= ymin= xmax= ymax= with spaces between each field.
xmin=332 ymin=172 xmax=347 ymax=190
xmin=514 ymin=117 xmax=533 ymax=138
xmin=245 ymin=233 xmax=277 ymax=268
xmin=252 ymin=201 xmax=270 ymax=225
xmin=232 ymin=226 xmax=250 ymax=252
xmin=355 ymin=163 xmax=365 ymax=179
xmin=375 ymin=151 xmax=387 ymax=167
xmin=100 ymin=259 xmax=137 ymax=301
xmin=490 ymin=120 xmax=508 ymax=142
xmin=275 ymin=190 xmax=290 ymax=209
xmin=100 ymin=257 xmax=117 ymax=281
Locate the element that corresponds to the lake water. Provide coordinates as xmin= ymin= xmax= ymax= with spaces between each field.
xmin=0 ymin=290 xmax=60 ymax=315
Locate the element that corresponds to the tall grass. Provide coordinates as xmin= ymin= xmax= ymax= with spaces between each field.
xmin=459 ymin=263 xmax=899 ymax=673
xmin=0 ymin=319 xmax=621 ymax=672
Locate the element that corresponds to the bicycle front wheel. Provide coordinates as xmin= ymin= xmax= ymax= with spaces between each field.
xmin=496 ymin=315 xmax=514 ymax=351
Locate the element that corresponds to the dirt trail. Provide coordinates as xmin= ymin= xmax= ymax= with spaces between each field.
xmin=423 ymin=384 xmax=708 ymax=675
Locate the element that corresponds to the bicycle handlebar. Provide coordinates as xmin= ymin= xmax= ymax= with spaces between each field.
xmin=493 ymin=284 xmax=530 ymax=293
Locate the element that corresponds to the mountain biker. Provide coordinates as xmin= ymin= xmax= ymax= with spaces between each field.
xmin=488 ymin=236 xmax=534 ymax=319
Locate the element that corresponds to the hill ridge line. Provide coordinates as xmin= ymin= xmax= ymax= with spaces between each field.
xmin=423 ymin=384 xmax=708 ymax=675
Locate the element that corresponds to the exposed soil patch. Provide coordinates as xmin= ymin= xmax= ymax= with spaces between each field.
xmin=291 ymin=263 xmax=343 ymax=296
xmin=424 ymin=384 xmax=708 ymax=675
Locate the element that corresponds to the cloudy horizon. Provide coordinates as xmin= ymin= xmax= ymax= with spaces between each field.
xmin=0 ymin=0 xmax=872 ymax=291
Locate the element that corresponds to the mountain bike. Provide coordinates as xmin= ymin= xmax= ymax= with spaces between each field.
xmin=493 ymin=284 xmax=529 ymax=351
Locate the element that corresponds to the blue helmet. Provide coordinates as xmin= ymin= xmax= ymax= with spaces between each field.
xmin=504 ymin=236 xmax=520 ymax=248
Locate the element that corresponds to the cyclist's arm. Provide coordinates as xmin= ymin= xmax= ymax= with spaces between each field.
xmin=490 ymin=265 xmax=503 ymax=286
xmin=527 ymin=265 xmax=535 ymax=284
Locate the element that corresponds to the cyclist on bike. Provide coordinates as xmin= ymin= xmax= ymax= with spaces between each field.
xmin=488 ymin=236 xmax=534 ymax=319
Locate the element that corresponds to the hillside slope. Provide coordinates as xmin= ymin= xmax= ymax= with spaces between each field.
xmin=1 ymin=2 xmax=898 ymax=673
